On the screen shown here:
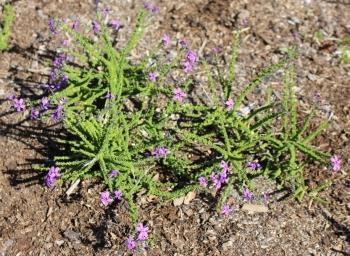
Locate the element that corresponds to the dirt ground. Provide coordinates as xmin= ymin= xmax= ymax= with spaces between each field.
xmin=0 ymin=0 xmax=349 ymax=255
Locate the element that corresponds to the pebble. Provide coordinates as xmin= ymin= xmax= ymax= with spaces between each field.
xmin=63 ymin=230 xmax=81 ymax=242
xmin=221 ymin=240 xmax=233 ymax=250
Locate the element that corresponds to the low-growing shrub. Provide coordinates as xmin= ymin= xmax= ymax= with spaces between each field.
xmin=7 ymin=3 xmax=341 ymax=250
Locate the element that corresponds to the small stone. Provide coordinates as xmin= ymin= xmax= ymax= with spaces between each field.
xmin=55 ymin=240 xmax=64 ymax=246
xmin=221 ymin=240 xmax=233 ymax=250
xmin=183 ymin=191 xmax=196 ymax=205
xmin=63 ymin=230 xmax=81 ymax=242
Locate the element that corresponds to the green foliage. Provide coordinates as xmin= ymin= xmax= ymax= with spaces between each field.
xmin=33 ymin=9 xmax=332 ymax=221
xmin=0 ymin=4 xmax=14 ymax=51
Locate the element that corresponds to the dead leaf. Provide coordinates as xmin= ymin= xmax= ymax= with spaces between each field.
xmin=183 ymin=191 xmax=196 ymax=205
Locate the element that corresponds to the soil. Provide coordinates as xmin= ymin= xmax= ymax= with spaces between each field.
xmin=0 ymin=0 xmax=349 ymax=255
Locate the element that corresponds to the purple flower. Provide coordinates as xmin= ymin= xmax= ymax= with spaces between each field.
xmin=52 ymin=105 xmax=64 ymax=121
xmin=183 ymin=61 xmax=193 ymax=73
xmin=102 ymin=7 xmax=110 ymax=16
xmin=198 ymin=176 xmax=207 ymax=187
xmin=143 ymin=1 xmax=159 ymax=14
xmin=221 ymin=204 xmax=232 ymax=217
xmin=330 ymin=155 xmax=341 ymax=172
xmin=210 ymin=172 xmax=222 ymax=190
xmin=186 ymin=50 xmax=198 ymax=64
xmin=55 ymin=75 xmax=69 ymax=90
xmin=109 ymin=19 xmax=121 ymax=31
xmin=179 ymin=38 xmax=188 ymax=48
xmin=100 ymin=191 xmax=113 ymax=206
xmin=136 ymin=223 xmax=149 ymax=241
xmin=225 ymin=99 xmax=234 ymax=111
xmin=114 ymin=190 xmax=122 ymax=200
xmin=13 ymin=98 xmax=25 ymax=112
xmin=7 ymin=95 xmax=15 ymax=101
xmin=108 ymin=170 xmax=119 ymax=178
xmin=30 ymin=108 xmax=40 ymax=120
xmin=126 ymin=237 xmax=136 ymax=251
xmin=220 ymin=160 xmax=230 ymax=173
xmin=45 ymin=166 xmax=60 ymax=187
xmin=162 ymin=34 xmax=171 ymax=47
xmin=173 ymin=87 xmax=186 ymax=102
xmin=152 ymin=147 xmax=170 ymax=159
xmin=261 ymin=192 xmax=269 ymax=204
xmin=246 ymin=161 xmax=262 ymax=171
xmin=53 ymin=53 xmax=68 ymax=68
xmin=219 ymin=171 xmax=228 ymax=184
xmin=243 ymin=187 xmax=253 ymax=202
xmin=40 ymin=97 xmax=50 ymax=110
xmin=49 ymin=18 xmax=56 ymax=34
xmin=62 ymin=37 xmax=71 ymax=46
xmin=105 ymin=92 xmax=114 ymax=100
xmin=148 ymin=72 xmax=158 ymax=82
xmin=72 ymin=20 xmax=79 ymax=30
xmin=92 ymin=21 xmax=100 ymax=34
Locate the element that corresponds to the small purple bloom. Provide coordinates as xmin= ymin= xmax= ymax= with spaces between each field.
xmin=108 ymin=170 xmax=119 ymax=178
xmin=102 ymin=7 xmax=110 ymax=16
xmin=13 ymin=98 xmax=25 ymax=112
xmin=152 ymin=147 xmax=170 ymax=159
xmin=114 ymin=190 xmax=122 ymax=200
xmin=243 ymin=187 xmax=253 ymax=202
xmin=100 ymin=191 xmax=113 ymax=206
xmin=30 ymin=108 xmax=40 ymax=120
xmin=109 ymin=19 xmax=121 ymax=31
xmin=55 ymin=75 xmax=69 ymax=90
xmin=221 ymin=204 xmax=232 ymax=217
xmin=72 ymin=20 xmax=79 ymax=30
xmin=219 ymin=171 xmax=228 ymax=184
xmin=40 ymin=97 xmax=50 ymax=110
xmin=246 ymin=161 xmax=262 ymax=171
xmin=225 ymin=99 xmax=234 ymax=111
xmin=162 ymin=34 xmax=171 ymax=47
xmin=136 ymin=223 xmax=149 ymax=241
xmin=198 ymin=176 xmax=207 ymax=187
xmin=183 ymin=61 xmax=193 ymax=73
xmin=261 ymin=192 xmax=269 ymax=204
xmin=126 ymin=237 xmax=136 ymax=251
xmin=52 ymin=105 xmax=64 ymax=121
xmin=220 ymin=160 xmax=230 ymax=173
xmin=105 ymin=92 xmax=114 ymax=100
xmin=62 ymin=37 xmax=71 ymax=46
xmin=179 ymin=38 xmax=188 ymax=48
xmin=143 ymin=1 xmax=159 ymax=14
xmin=148 ymin=72 xmax=158 ymax=82
xmin=92 ymin=21 xmax=100 ymax=34
xmin=7 ymin=95 xmax=15 ymax=101
xmin=186 ymin=50 xmax=198 ymax=64
xmin=49 ymin=18 xmax=56 ymax=34
xmin=173 ymin=87 xmax=186 ymax=102
xmin=330 ymin=155 xmax=341 ymax=172
xmin=210 ymin=172 xmax=222 ymax=191
xmin=53 ymin=53 xmax=68 ymax=68
xmin=45 ymin=166 xmax=60 ymax=187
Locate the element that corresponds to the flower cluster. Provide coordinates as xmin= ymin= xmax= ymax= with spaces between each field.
xmin=183 ymin=49 xmax=198 ymax=73
xmin=152 ymin=146 xmax=170 ymax=159
xmin=100 ymin=189 xmax=123 ymax=206
xmin=126 ymin=223 xmax=150 ymax=251
xmin=246 ymin=161 xmax=262 ymax=171
xmin=210 ymin=160 xmax=231 ymax=191
xmin=143 ymin=1 xmax=159 ymax=14
xmin=330 ymin=155 xmax=341 ymax=172
xmin=45 ymin=166 xmax=60 ymax=187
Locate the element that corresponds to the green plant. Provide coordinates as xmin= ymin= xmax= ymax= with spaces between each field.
xmin=26 ymin=7 xmax=336 ymax=224
xmin=0 ymin=4 xmax=14 ymax=51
